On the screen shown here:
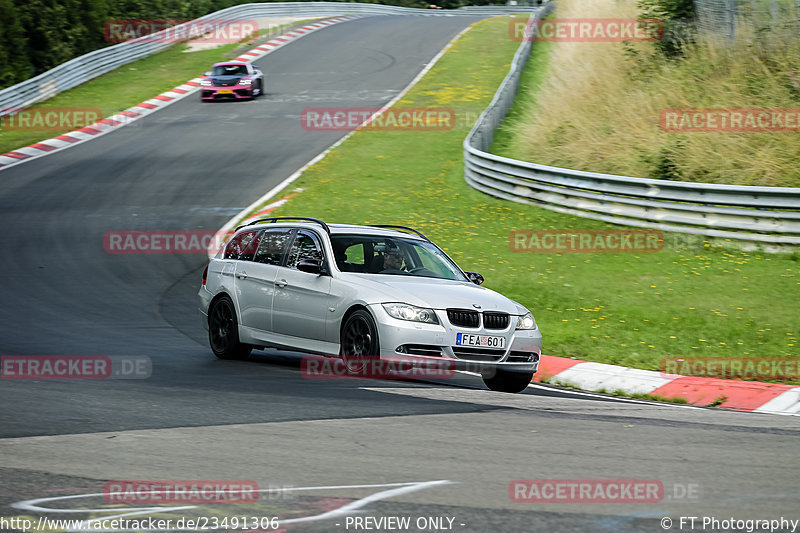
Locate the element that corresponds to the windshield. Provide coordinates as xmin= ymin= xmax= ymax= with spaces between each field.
xmin=330 ymin=234 xmax=467 ymax=281
xmin=211 ymin=64 xmax=247 ymax=76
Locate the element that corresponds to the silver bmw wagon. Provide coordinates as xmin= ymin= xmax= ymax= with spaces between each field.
xmin=199 ymin=217 xmax=542 ymax=393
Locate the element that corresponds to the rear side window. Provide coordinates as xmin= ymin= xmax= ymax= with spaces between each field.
xmin=334 ymin=242 xmax=366 ymax=272
xmin=223 ymin=230 xmax=261 ymax=261
xmin=254 ymin=229 xmax=292 ymax=265
xmin=286 ymin=231 xmax=323 ymax=269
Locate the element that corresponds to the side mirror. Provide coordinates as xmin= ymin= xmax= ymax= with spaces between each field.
xmin=297 ymin=258 xmax=324 ymax=275
xmin=465 ymin=271 xmax=484 ymax=285
xmin=203 ymin=71 xmax=211 ymax=76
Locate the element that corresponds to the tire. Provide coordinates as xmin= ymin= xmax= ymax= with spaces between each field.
xmin=208 ymin=296 xmax=252 ymax=360
xmin=340 ymin=309 xmax=379 ymax=374
xmin=483 ymin=369 xmax=534 ymax=393
xmin=255 ymin=80 xmax=263 ymax=97
xmin=248 ymin=81 xmax=261 ymax=100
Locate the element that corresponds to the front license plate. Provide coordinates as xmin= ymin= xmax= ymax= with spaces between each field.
xmin=218 ymin=89 xmax=234 ymax=94
xmin=456 ymin=333 xmax=505 ymax=349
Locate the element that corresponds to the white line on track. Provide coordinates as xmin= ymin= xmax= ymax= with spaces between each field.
xmin=11 ymin=480 xmax=455 ymax=532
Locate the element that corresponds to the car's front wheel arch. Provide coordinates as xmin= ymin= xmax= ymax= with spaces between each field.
xmin=339 ymin=305 xmax=380 ymax=371
xmin=339 ymin=304 xmax=372 ymax=336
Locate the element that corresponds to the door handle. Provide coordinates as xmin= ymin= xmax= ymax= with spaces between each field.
xmin=236 ymin=271 xmax=248 ymax=279
xmin=275 ymin=279 xmax=288 ymax=288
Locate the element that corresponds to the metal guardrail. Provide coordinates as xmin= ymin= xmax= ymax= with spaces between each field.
xmin=0 ymin=2 xmax=529 ymax=116
xmin=464 ymin=3 xmax=800 ymax=245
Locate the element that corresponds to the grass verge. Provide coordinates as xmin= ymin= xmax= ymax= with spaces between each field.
xmin=0 ymin=20 xmax=320 ymax=156
xmin=248 ymin=16 xmax=799 ymax=378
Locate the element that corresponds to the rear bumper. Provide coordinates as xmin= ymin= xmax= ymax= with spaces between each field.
xmin=198 ymin=286 xmax=211 ymax=331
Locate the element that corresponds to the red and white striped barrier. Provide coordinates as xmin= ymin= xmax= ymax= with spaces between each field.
xmin=534 ymin=354 xmax=800 ymax=415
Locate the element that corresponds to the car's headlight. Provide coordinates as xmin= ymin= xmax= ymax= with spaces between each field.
xmin=382 ymin=303 xmax=439 ymax=324
xmin=200 ymin=80 xmax=212 ymax=86
xmin=239 ymin=79 xmax=252 ymax=85
xmin=516 ymin=312 xmax=537 ymax=330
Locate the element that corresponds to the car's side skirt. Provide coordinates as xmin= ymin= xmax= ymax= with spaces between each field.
xmin=239 ymin=325 xmax=339 ymax=356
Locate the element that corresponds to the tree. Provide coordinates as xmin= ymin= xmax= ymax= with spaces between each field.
xmin=638 ymin=0 xmax=697 ymax=57
xmin=0 ymin=0 xmax=32 ymax=88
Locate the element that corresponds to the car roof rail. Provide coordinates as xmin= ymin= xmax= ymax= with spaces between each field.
xmin=369 ymin=224 xmax=430 ymax=242
xmin=236 ymin=216 xmax=330 ymax=233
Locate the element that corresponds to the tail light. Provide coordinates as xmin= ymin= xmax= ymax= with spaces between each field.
xmin=202 ymin=264 xmax=208 ymax=286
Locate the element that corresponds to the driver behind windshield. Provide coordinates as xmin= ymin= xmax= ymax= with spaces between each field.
xmin=213 ymin=65 xmax=247 ymax=76
xmin=379 ymin=242 xmax=405 ymax=274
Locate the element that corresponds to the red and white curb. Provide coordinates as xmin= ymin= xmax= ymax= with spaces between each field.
xmin=0 ymin=16 xmax=356 ymax=172
xmin=534 ymin=355 xmax=800 ymax=415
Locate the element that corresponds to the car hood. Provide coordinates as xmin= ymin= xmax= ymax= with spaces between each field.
xmin=346 ymin=274 xmax=522 ymax=314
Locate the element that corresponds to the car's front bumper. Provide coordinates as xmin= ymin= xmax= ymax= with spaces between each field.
xmin=368 ymin=303 xmax=542 ymax=374
xmin=201 ymin=87 xmax=253 ymax=99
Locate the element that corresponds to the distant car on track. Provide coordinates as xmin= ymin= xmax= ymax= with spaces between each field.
xmin=200 ymin=61 xmax=264 ymax=101
xmin=198 ymin=217 xmax=543 ymax=393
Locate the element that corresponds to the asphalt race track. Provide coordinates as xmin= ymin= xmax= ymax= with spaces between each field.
xmin=1 ymin=15 xmax=798 ymax=533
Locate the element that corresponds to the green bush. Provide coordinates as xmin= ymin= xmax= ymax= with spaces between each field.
xmin=638 ymin=0 xmax=696 ymax=57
